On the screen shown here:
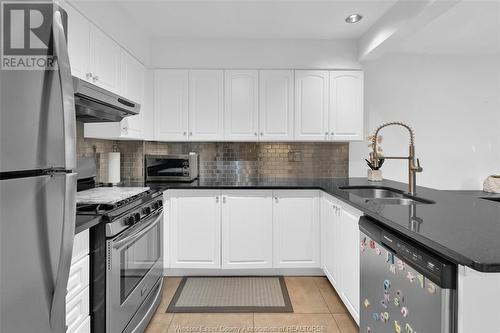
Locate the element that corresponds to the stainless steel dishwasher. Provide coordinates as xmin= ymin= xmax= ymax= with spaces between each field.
xmin=359 ymin=217 xmax=456 ymax=333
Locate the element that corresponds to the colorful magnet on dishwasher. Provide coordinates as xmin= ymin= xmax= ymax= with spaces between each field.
xmin=389 ymin=264 xmax=396 ymax=274
xmin=372 ymin=313 xmax=379 ymax=321
xmin=406 ymin=271 xmax=415 ymax=282
xmin=380 ymin=299 xmax=388 ymax=309
xmin=401 ymin=306 xmax=409 ymax=317
xmin=384 ymin=292 xmax=390 ymax=302
xmin=367 ymin=327 xmax=372 ymax=333
xmin=382 ymin=312 xmax=390 ymax=322
xmin=364 ymin=299 xmax=371 ymax=308
xmin=405 ymin=323 xmax=413 ymax=333
xmin=393 ymin=297 xmax=400 ymax=307
xmin=397 ymin=259 xmax=405 ymax=270
xmin=417 ymin=274 xmax=425 ymax=288
xmin=394 ymin=320 xmax=402 ymax=333
xmin=427 ymin=282 xmax=436 ymax=294
xmin=375 ymin=247 xmax=382 ymax=255
xmin=383 ymin=279 xmax=391 ymax=290
xmin=395 ymin=290 xmax=404 ymax=302
xmin=386 ymin=252 xmax=394 ymax=263
xmin=370 ymin=240 xmax=376 ymax=249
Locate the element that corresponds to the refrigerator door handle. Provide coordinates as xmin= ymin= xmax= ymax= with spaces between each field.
xmin=52 ymin=9 xmax=77 ymax=171
xmin=50 ymin=173 xmax=76 ymax=332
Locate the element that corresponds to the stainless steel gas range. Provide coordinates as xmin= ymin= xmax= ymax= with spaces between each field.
xmin=76 ymin=185 xmax=164 ymax=333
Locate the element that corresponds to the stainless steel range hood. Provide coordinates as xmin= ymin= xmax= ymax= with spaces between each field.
xmin=73 ymin=77 xmax=140 ymax=122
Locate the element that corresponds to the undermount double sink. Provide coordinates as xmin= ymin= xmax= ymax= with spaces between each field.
xmin=339 ymin=186 xmax=435 ymax=205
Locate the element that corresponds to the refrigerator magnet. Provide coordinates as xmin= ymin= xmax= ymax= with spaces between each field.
xmin=427 ymin=282 xmax=436 ymax=294
xmin=364 ymin=299 xmax=371 ymax=308
xmin=401 ymin=306 xmax=409 ymax=317
xmin=394 ymin=320 xmax=402 ymax=333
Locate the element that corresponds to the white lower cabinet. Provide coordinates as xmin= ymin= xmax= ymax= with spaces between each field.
xmin=169 ymin=190 xmax=221 ymax=268
xmin=339 ymin=204 xmax=361 ymax=323
xmin=273 ymin=190 xmax=320 ymax=268
xmin=320 ymin=193 xmax=342 ymax=289
xmin=66 ymin=230 xmax=90 ymax=333
xmin=221 ymin=190 xmax=273 ymax=269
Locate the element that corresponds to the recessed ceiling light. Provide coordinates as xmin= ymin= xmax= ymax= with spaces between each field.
xmin=345 ymin=14 xmax=363 ymax=24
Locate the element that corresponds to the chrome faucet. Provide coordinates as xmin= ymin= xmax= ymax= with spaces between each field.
xmin=372 ymin=121 xmax=423 ymax=195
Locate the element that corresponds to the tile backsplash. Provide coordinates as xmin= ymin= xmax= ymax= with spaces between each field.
xmin=77 ymin=123 xmax=349 ymax=183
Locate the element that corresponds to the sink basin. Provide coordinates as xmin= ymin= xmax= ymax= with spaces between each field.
xmin=339 ymin=186 xmax=435 ymax=205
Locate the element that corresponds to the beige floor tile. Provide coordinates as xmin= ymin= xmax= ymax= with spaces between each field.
xmin=158 ymin=277 xmax=183 ymax=313
xmin=254 ymin=313 xmax=341 ymax=333
xmin=145 ymin=313 xmax=174 ymax=333
xmin=313 ymin=277 xmax=347 ymax=314
xmin=166 ymin=314 xmax=254 ymax=333
xmin=284 ymin=277 xmax=330 ymax=314
xmin=332 ymin=314 xmax=358 ymax=333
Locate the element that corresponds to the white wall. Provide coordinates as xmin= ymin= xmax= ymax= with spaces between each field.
xmin=350 ymin=53 xmax=500 ymax=190
xmin=151 ymin=38 xmax=360 ymax=69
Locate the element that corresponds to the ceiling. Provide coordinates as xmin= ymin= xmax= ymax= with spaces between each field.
xmin=75 ymin=0 xmax=398 ymax=40
xmin=395 ymin=0 xmax=500 ymax=54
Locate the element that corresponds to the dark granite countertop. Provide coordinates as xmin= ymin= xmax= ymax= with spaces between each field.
xmin=142 ymin=177 xmax=500 ymax=272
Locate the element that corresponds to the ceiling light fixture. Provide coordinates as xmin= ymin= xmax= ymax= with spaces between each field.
xmin=345 ymin=14 xmax=363 ymax=24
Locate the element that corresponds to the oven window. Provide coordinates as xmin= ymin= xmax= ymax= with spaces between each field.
xmin=146 ymin=158 xmax=188 ymax=177
xmin=120 ymin=222 xmax=161 ymax=303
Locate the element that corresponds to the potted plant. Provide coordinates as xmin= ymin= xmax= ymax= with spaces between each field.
xmin=366 ymin=134 xmax=385 ymax=181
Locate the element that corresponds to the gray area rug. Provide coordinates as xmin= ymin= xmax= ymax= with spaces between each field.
xmin=167 ymin=276 xmax=293 ymax=313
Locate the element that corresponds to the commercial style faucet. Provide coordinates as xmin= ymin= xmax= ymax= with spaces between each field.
xmin=372 ymin=121 xmax=423 ymax=195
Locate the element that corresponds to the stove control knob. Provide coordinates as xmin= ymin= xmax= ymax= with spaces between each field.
xmin=125 ymin=216 xmax=135 ymax=226
xmin=152 ymin=202 xmax=159 ymax=210
xmin=158 ymin=200 xmax=163 ymax=207
xmin=134 ymin=213 xmax=141 ymax=222
xmin=142 ymin=207 xmax=151 ymax=215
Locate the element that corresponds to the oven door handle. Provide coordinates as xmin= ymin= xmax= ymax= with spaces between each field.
xmin=113 ymin=210 xmax=162 ymax=249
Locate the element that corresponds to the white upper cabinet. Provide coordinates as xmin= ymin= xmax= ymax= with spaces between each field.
xmin=329 ymin=71 xmax=364 ymax=141
xmin=221 ymin=190 xmax=273 ymax=269
xmin=273 ymin=190 xmax=321 ymax=268
xmin=294 ymin=71 xmax=329 ymax=141
xmin=169 ymin=190 xmax=221 ymax=269
xmin=65 ymin=4 xmax=91 ymax=81
xmin=154 ymin=70 xmax=189 ymax=141
xmin=188 ymin=70 xmax=224 ymax=141
xmin=224 ymin=70 xmax=259 ymax=141
xmin=90 ymin=27 xmax=121 ymax=94
xmin=118 ymin=51 xmax=146 ymax=138
xmin=259 ymin=70 xmax=294 ymax=141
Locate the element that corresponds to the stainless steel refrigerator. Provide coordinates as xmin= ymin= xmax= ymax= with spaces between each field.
xmin=0 ymin=3 xmax=77 ymax=333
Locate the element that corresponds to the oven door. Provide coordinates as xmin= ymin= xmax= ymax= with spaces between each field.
xmin=106 ymin=209 xmax=163 ymax=333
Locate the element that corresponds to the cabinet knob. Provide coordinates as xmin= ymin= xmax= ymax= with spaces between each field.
xmin=260 ymin=132 xmax=264 ymax=136
xmin=216 ymin=197 xmax=219 ymax=203
xmin=274 ymin=197 xmax=279 ymax=203
xmin=331 ymin=132 xmax=334 ymax=136
xmin=183 ymin=131 xmax=187 ymax=136
xmin=254 ymin=132 xmax=258 ymax=136
xmin=189 ymin=132 xmax=193 ymax=136
xmin=222 ymin=196 xmax=226 ymax=204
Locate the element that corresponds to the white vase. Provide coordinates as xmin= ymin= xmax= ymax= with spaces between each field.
xmin=368 ymin=169 xmax=383 ymax=182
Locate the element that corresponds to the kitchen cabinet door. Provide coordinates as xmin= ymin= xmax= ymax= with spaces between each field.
xmin=259 ymin=70 xmax=294 ymax=141
xmin=119 ymin=51 xmax=146 ymax=138
xmin=273 ymin=190 xmax=320 ymax=268
xmin=90 ymin=26 xmax=121 ymax=94
xmin=189 ymin=70 xmax=224 ymax=141
xmin=154 ymin=70 xmax=189 ymax=141
xmin=221 ymin=190 xmax=273 ymax=269
xmin=339 ymin=204 xmax=361 ymax=322
xmin=169 ymin=190 xmax=221 ymax=268
xmin=224 ymin=70 xmax=259 ymax=141
xmin=329 ymin=71 xmax=364 ymax=141
xmin=294 ymin=70 xmax=329 ymax=141
xmin=65 ymin=3 xmax=91 ymax=81
xmin=320 ymin=194 xmax=342 ymax=290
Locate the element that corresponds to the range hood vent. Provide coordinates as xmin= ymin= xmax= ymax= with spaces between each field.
xmin=73 ymin=77 xmax=140 ymax=123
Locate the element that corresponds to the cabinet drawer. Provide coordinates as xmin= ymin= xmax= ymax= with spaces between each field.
xmin=66 ymin=286 xmax=89 ymax=333
xmin=66 ymin=256 xmax=89 ymax=302
xmin=72 ymin=230 xmax=89 ymax=263
xmin=73 ymin=316 xmax=90 ymax=333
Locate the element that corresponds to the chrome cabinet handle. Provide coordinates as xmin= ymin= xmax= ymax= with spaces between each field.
xmin=274 ymin=197 xmax=279 ymax=203
xmin=189 ymin=132 xmax=193 ymax=136
xmin=260 ymin=132 xmax=264 ymax=136
xmin=254 ymin=132 xmax=258 ymax=136
xmin=216 ymin=196 xmax=219 ymax=203
xmin=222 ymin=196 xmax=226 ymax=204
xmin=183 ymin=131 xmax=187 ymax=136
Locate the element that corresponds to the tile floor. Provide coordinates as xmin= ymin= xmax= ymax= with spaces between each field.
xmin=145 ymin=276 xmax=358 ymax=333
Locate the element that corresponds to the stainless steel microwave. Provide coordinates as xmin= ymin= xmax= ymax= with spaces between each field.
xmin=145 ymin=153 xmax=199 ymax=182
